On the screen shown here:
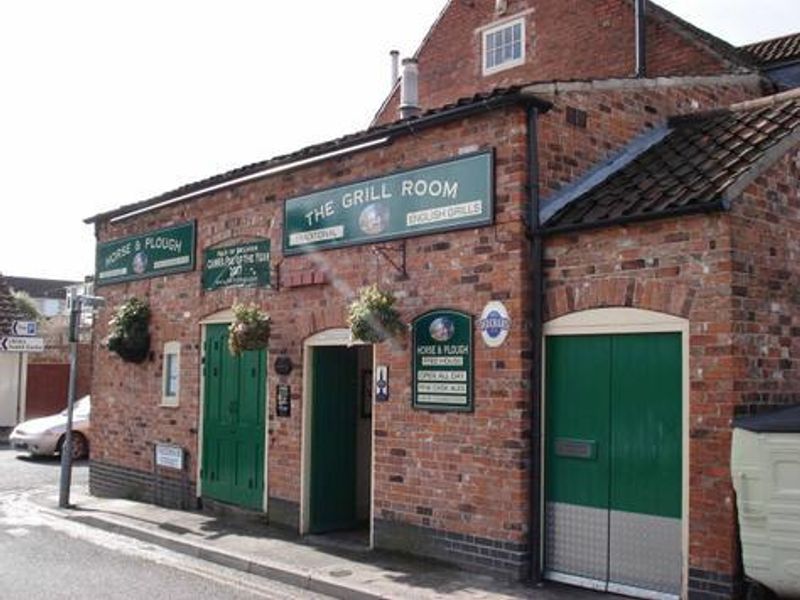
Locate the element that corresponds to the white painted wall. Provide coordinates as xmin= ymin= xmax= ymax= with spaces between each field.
xmin=0 ymin=353 xmax=23 ymax=427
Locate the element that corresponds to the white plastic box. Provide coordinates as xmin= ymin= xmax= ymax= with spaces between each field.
xmin=731 ymin=405 xmax=800 ymax=598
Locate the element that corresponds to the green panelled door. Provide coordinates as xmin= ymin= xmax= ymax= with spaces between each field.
xmin=202 ymin=323 xmax=266 ymax=510
xmin=545 ymin=333 xmax=682 ymax=596
xmin=309 ymin=346 xmax=360 ymax=533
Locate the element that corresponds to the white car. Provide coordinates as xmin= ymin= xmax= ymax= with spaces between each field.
xmin=9 ymin=396 xmax=91 ymax=459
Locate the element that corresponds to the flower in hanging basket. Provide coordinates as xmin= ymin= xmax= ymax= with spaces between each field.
xmin=229 ymin=303 xmax=270 ymax=355
xmin=347 ymin=285 xmax=404 ymax=344
xmin=106 ymin=297 xmax=151 ymax=364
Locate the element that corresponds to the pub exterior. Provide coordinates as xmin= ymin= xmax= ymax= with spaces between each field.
xmin=85 ymin=1 xmax=800 ymax=598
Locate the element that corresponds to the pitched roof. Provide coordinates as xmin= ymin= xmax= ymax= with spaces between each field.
xmin=0 ymin=275 xmax=20 ymax=335
xmin=643 ymin=1 xmax=755 ymax=70
xmin=85 ymin=87 xmax=550 ymax=224
xmin=742 ymin=32 xmax=800 ymax=66
xmin=544 ymin=93 xmax=800 ymax=233
xmin=5 ymin=276 xmax=78 ymax=300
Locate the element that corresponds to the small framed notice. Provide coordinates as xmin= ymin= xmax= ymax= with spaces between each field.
xmin=155 ymin=443 xmax=184 ymax=470
xmin=276 ymin=384 xmax=291 ymax=417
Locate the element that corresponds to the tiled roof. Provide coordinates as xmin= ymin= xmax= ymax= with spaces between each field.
xmin=742 ymin=32 xmax=800 ymax=66
xmin=544 ymin=95 xmax=800 ymax=233
xmin=85 ymin=86 xmax=550 ymax=224
xmin=5 ymin=276 xmax=78 ymax=300
xmin=0 ymin=275 xmax=20 ymax=336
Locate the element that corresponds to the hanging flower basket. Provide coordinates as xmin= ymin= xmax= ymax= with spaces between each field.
xmin=229 ymin=303 xmax=270 ymax=355
xmin=106 ymin=298 xmax=151 ymax=364
xmin=347 ymin=285 xmax=404 ymax=344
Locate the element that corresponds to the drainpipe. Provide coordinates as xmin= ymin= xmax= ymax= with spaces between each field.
xmin=526 ymin=103 xmax=544 ymax=583
xmin=635 ymin=0 xmax=647 ymax=78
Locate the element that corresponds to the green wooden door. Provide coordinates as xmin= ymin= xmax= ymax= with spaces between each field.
xmin=202 ymin=323 xmax=266 ymax=510
xmin=545 ymin=333 xmax=682 ymax=595
xmin=309 ymin=346 xmax=359 ymax=533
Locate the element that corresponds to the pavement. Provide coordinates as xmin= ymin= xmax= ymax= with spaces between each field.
xmin=30 ymin=488 xmax=615 ymax=600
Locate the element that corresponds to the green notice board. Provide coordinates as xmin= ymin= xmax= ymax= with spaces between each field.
xmin=283 ymin=152 xmax=493 ymax=255
xmin=412 ymin=309 xmax=474 ymax=412
xmin=95 ymin=222 xmax=196 ymax=286
xmin=203 ymin=241 xmax=271 ymax=290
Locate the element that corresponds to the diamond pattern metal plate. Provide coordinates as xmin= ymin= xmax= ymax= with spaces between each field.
xmin=609 ymin=510 xmax=682 ymax=595
xmin=545 ymin=501 xmax=609 ymax=581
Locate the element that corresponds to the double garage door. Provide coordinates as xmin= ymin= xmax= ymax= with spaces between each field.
xmin=545 ymin=333 xmax=683 ymax=598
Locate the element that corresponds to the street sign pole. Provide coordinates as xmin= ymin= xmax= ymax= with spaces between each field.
xmin=58 ymin=291 xmax=105 ymax=509
xmin=59 ymin=289 xmax=81 ymax=508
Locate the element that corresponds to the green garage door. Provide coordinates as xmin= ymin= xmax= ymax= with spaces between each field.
xmin=545 ymin=333 xmax=682 ymax=598
xmin=201 ymin=323 xmax=266 ymax=511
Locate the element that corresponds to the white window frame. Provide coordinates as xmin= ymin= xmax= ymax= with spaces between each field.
xmin=161 ymin=341 xmax=181 ymax=407
xmin=482 ymin=16 xmax=526 ymax=76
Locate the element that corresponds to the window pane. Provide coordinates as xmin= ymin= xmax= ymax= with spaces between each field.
xmin=165 ymin=353 xmax=178 ymax=397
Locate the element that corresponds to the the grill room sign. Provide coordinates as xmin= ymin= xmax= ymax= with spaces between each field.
xmin=283 ymin=152 xmax=493 ymax=255
xmin=203 ymin=241 xmax=271 ymax=290
xmin=412 ymin=309 xmax=474 ymax=412
xmin=95 ymin=222 xmax=196 ymax=285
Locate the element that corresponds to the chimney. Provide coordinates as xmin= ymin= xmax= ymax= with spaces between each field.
xmin=400 ymin=58 xmax=421 ymax=119
xmin=635 ymin=0 xmax=646 ymax=78
xmin=390 ymin=50 xmax=400 ymax=90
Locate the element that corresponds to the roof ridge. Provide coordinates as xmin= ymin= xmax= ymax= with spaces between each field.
xmin=728 ymin=88 xmax=800 ymax=112
xmin=741 ymin=31 xmax=800 ymax=49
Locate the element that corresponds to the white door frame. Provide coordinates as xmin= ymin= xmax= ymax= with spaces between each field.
xmin=300 ymin=328 xmax=372 ymax=539
xmin=541 ymin=308 xmax=690 ymax=599
xmin=197 ymin=309 xmax=270 ymax=512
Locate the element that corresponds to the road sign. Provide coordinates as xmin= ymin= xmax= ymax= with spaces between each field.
xmin=0 ymin=336 xmax=44 ymax=352
xmin=12 ymin=320 xmax=38 ymax=337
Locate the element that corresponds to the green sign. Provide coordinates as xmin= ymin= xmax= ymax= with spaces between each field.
xmin=203 ymin=241 xmax=271 ymax=290
xmin=412 ymin=309 xmax=474 ymax=412
xmin=283 ymin=152 xmax=493 ymax=255
xmin=95 ymin=222 xmax=196 ymax=286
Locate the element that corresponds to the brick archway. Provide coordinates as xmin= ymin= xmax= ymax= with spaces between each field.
xmin=544 ymin=277 xmax=696 ymax=322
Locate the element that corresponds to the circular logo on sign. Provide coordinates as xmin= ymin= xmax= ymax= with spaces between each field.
xmin=132 ymin=251 xmax=149 ymax=274
xmin=478 ymin=301 xmax=510 ymax=348
xmin=358 ymin=203 xmax=390 ymax=235
xmin=429 ymin=316 xmax=455 ymax=342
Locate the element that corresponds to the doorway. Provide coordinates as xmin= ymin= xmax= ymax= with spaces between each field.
xmin=302 ymin=331 xmax=372 ymax=538
xmin=201 ymin=322 xmax=267 ymax=511
xmin=544 ymin=328 xmax=684 ymax=599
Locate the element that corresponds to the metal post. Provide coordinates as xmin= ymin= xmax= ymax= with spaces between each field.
xmin=59 ymin=290 xmax=81 ymax=508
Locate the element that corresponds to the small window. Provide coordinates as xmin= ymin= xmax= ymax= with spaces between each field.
xmin=162 ymin=341 xmax=180 ymax=407
xmin=482 ymin=17 xmax=525 ymax=75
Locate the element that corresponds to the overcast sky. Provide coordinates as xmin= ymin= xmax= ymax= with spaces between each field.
xmin=2 ymin=0 xmax=798 ymax=282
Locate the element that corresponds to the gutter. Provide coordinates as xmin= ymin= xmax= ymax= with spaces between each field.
xmin=542 ymin=198 xmax=729 ymax=236
xmin=525 ymin=102 xmax=545 ymax=583
xmin=85 ymin=91 xmax=551 ymax=225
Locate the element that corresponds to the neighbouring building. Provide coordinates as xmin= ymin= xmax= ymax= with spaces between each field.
xmin=84 ymin=2 xmax=800 ymax=599
xmin=0 ymin=275 xmax=26 ymax=441
xmin=5 ymin=276 xmax=94 ymax=419
xmin=742 ymin=32 xmax=800 ymax=91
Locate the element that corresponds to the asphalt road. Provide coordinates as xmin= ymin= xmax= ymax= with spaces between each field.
xmin=0 ymin=447 xmax=329 ymax=599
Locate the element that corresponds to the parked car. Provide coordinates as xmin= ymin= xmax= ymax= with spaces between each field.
xmin=9 ymin=396 xmax=90 ymax=459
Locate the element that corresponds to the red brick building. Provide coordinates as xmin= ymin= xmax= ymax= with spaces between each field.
xmin=85 ymin=2 xmax=800 ymax=598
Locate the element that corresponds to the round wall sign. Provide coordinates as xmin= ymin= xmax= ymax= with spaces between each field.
xmin=478 ymin=301 xmax=511 ymax=348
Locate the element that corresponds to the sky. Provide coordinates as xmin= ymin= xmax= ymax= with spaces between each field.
xmin=1 ymin=0 xmax=798 ymax=282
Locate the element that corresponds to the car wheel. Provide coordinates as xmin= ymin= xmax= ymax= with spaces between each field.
xmin=58 ymin=432 xmax=89 ymax=460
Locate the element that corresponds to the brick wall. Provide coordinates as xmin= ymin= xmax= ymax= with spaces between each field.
xmin=544 ymin=213 xmax=738 ymax=592
xmin=533 ymin=76 xmax=763 ymax=201
xmin=375 ymin=0 xmax=743 ymax=125
xmin=91 ymin=105 xmax=535 ymax=575
xmin=542 ymin=147 xmax=800 ymax=595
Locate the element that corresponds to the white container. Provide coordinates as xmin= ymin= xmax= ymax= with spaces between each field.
xmin=731 ymin=405 xmax=800 ymax=598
